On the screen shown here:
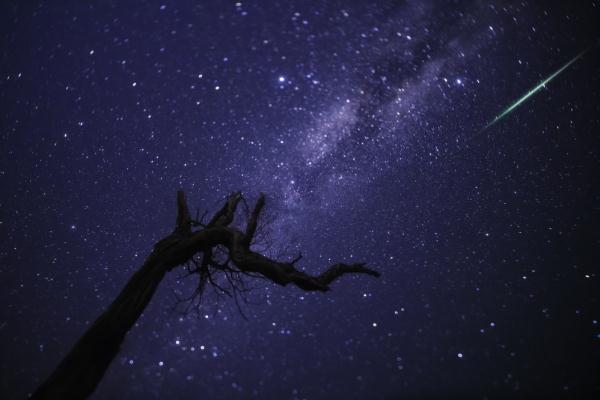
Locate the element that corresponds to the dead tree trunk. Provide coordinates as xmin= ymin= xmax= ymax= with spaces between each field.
xmin=31 ymin=191 xmax=379 ymax=399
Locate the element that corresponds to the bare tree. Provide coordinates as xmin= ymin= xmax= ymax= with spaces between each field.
xmin=31 ymin=191 xmax=380 ymax=399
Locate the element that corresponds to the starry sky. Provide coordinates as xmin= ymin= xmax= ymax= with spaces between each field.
xmin=1 ymin=1 xmax=600 ymax=399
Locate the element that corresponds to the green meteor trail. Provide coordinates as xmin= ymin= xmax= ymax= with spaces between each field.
xmin=483 ymin=49 xmax=588 ymax=130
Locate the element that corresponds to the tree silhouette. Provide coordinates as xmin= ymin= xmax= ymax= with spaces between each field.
xmin=32 ymin=191 xmax=380 ymax=399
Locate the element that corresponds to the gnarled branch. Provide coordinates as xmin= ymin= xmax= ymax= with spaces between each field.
xmin=243 ymin=192 xmax=265 ymax=246
xmin=207 ymin=191 xmax=241 ymax=228
xmin=174 ymin=190 xmax=192 ymax=234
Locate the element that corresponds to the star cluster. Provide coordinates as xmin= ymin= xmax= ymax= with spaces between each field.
xmin=1 ymin=1 xmax=599 ymax=399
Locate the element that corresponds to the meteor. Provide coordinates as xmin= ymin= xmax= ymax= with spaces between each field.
xmin=482 ymin=48 xmax=589 ymax=131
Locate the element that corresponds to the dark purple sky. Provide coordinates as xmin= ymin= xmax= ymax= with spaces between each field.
xmin=1 ymin=1 xmax=599 ymax=398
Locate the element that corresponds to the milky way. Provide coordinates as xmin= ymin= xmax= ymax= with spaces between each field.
xmin=1 ymin=1 xmax=599 ymax=399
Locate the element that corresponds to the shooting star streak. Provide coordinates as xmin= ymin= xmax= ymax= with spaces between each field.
xmin=482 ymin=48 xmax=589 ymax=131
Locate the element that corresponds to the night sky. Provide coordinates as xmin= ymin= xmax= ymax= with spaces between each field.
xmin=1 ymin=1 xmax=600 ymax=399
